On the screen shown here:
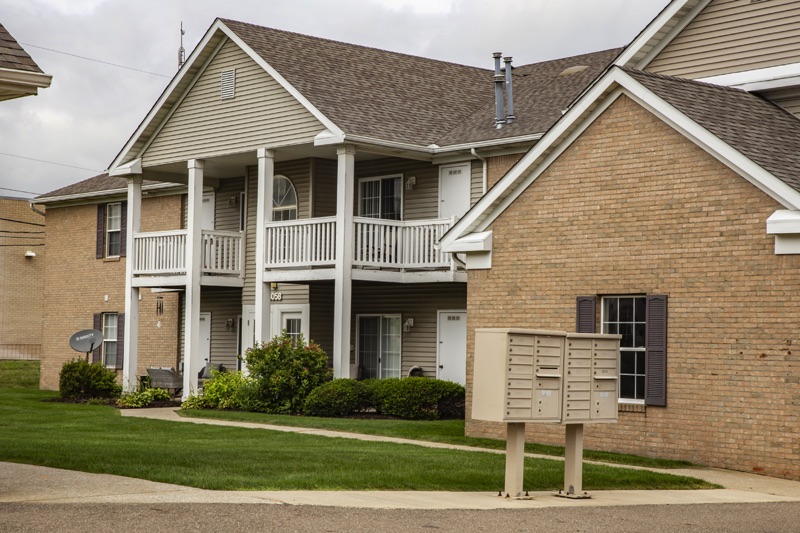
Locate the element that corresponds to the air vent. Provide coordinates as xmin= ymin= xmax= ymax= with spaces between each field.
xmin=221 ymin=69 xmax=235 ymax=100
xmin=559 ymin=65 xmax=589 ymax=77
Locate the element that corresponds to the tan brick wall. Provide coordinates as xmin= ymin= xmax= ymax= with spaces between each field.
xmin=487 ymin=154 xmax=523 ymax=189
xmin=40 ymin=194 xmax=183 ymax=390
xmin=0 ymin=198 xmax=44 ymax=359
xmin=467 ymin=95 xmax=800 ymax=480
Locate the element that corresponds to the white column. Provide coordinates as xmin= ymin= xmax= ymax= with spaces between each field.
xmin=255 ymin=148 xmax=274 ymax=344
xmin=183 ymin=159 xmax=204 ymax=399
xmin=122 ymin=176 xmax=142 ymax=392
xmin=333 ymin=145 xmax=355 ymax=378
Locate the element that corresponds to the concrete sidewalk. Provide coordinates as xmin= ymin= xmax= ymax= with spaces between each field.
xmin=1 ymin=407 xmax=798 ymax=510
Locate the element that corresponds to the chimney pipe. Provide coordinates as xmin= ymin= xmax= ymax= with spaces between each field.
xmin=493 ymin=52 xmax=505 ymax=129
xmin=504 ymin=56 xmax=515 ymax=125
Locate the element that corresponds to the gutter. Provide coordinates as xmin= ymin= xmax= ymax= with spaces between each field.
xmin=29 ymin=202 xmax=45 ymax=217
xmin=34 ymin=181 xmax=179 ymax=205
xmin=338 ymin=132 xmax=544 ymax=157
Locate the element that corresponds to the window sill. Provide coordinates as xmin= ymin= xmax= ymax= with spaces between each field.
xmin=103 ymin=256 xmax=121 ymax=262
xmin=618 ymin=402 xmax=646 ymax=413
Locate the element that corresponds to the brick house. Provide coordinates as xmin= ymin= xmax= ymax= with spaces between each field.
xmin=35 ymin=18 xmax=620 ymax=396
xmin=441 ymin=0 xmax=800 ymax=479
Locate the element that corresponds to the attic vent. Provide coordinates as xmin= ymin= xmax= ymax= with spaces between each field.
xmin=559 ymin=65 xmax=589 ymax=77
xmin=221 ymin=69 xmax=236 ymax=100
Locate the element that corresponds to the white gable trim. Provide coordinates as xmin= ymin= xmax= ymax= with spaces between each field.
xmin=698 ymin=62 xmax=800 ymax=92
xmin=441 ymin=67 xmax=800 ymax=254
xmin=109 ymin=19 xmax=344 ymax=174
xmin=615 ymin=0 xmax=710 ymax=70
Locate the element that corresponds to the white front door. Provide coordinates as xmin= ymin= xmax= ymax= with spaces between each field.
xmin=199 ymin=312 xmax=212 ymax=366
xmin=270 ymin=303 xmax=310 ymax=344
xmin=202 ymin=191 xmax=215 ymax=230
xmin=437 ymin=310 xmax=467 ymax=385
xmin=439 ymin=163 xmax=471 ymax=220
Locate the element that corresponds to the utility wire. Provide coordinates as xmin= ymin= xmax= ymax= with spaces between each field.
xmin=0 ymin=152 xmax=102 ymax=172
xmin=0 ymin=186 xmax=42 ymax=195
xmin=21 ymin=42 xmax=171 ymax=78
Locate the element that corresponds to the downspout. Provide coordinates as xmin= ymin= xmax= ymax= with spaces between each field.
xmin=470 ymin=148 xmax=488 ymax=195
xmin=29 ymin=202 xmax=46 ymax=217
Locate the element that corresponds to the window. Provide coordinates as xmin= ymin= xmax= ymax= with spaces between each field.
xmin=93 ymin=312 xmax=124 ymax=369
xmin=273 ymin=175 xmax=297 ymax=221
xmin=602 ymin=296 xmax=646 ymax=401
xmin=576 ymin=295 xmax=667 ymax=406
xmin=285 ymin=318 xmax=302 ymax=346
xmin=96 ymin=202 xmax=126 ymax=259
xmin=358 ymin=315 xmax=401 ymax=379
xmin=358 ymin=175 xmax=401 ymax=220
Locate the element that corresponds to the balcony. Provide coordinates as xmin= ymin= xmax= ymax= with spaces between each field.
xmin=264 ymin=217 xmax=457 ymax=277
xmin=132 ymin=229 xmax=244 ymax=286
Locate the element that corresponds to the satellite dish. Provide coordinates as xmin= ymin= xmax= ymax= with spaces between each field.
xmin=69 ymin=329 xmax=104 ymax=354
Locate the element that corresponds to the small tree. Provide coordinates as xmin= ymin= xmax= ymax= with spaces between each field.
xmin=244 ymin=332 xmax=330 ymax=414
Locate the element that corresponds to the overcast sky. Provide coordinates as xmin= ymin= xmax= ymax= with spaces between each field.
xmin=0 ymin=0 xmax=668 ymax=199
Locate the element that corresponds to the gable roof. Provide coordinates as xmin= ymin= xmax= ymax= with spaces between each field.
xmin=440 ymin=67 xmax=800 ymax=252
xmin=0 ymin=22 xmax=52 ymax=100
xmin=36 ymin=173 xmax=173 ymax=203
xmin=110 ymin=18 xmax=622 ymax=173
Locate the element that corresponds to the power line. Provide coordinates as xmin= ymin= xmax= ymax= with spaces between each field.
xmin=0 ymin=152 xmax=102 ymax=172
xmin=0 ymin=186 xmax=42 ymax=195
xmin=21 ymin=42 xmax=171 ymax=78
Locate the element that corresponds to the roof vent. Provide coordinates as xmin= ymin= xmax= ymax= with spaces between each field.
xmin=559 ymin=65 xmax=589 ymax=77
xmin=221 ymin=69 xmax=236 ymax=100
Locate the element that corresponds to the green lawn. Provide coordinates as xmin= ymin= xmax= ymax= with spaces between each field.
xmin=180 ymin=409 xmax=695 ymax=469
xmin=0 ymin=388 xmax=714 ymax=491
xmin=0 ymin=360 xmax=40 ymax=389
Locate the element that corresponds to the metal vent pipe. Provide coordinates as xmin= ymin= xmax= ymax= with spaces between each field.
xmin=493 ymin=52 xmax=505 ymax=129
xmin=504 ymin=56 xmax=515 ymax=125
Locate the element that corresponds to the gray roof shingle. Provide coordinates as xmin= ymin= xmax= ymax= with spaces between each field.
xmin=0 ymin=23 xmax=43 ymax=73
xmin=37 ymin=173 xmax=161 ymax=199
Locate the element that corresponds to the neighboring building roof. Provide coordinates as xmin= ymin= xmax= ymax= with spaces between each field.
xmin=0 ymin=22 xmax=52 ymax=100
xmin=36 ymin=173 xmax=166 ymax=202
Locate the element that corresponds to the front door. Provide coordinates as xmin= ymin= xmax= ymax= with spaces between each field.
xmin=199 ymin=312 xmax=212 ymax=367
xmin=270 ymin=304 xmax=310 ymax=344
xmin=439 ymin=163 xmax=471 ymax=220
xmin=437 ymin=310 xmax=467 ymax=385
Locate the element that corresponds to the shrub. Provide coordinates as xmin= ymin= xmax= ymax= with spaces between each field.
xmin=59 ymin=359 xmax=121 ymax=400
xmin=303 ymin=379 xmax=371 ymax=417
xmin=244 ymin=332 xmax=330 ymax=414
xmin=116 ymin=387 xmax=171 ymax=408
xmin=180 ymin=394 xmax=211 ymax=410
xmin=364 ymin=377 xmax=465 ymax=420
xmin=202 ymin=370 xmax=251 ymax=409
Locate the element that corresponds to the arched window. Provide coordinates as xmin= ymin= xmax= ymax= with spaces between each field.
xmin=273 ymin=175 xmax=297 ymax=221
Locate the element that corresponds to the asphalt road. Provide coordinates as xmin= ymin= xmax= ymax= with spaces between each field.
xmin=2 ymin=502 xmax=799 ymax=533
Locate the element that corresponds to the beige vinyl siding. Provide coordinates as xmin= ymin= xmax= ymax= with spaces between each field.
xmin=763 ymin=87 xmax=800 ymax=118
xmin=309 ymin=282 xmax=335 ymax=365
xmin=313 ymin=158 xmax=337 ymax=217
xmin=243 ymin=166 xmax=257 ymax=306
xmin=647 ymin=0 xmax=800 ymax=78
xmin=276 ymin=159 xmax=311 ymax=219
xmin=202 ymin=287 xmax=242 ymax=370
xmin=470 ymin=160 xmax=483 ymax=205
xmin=214 ymin=177 xmax=245 ymax=232
xmin=355 ymin=158 xmax=440 ymax=220
xmin=351 ymin=282 xmax=466 ymax=378
xmin=142 ymin=39 xmax=324 ymax=166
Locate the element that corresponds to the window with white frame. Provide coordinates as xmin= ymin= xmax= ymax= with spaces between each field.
xmin=602 ymin=296 xmax=646 ymax=401
xmin=105 ymin=202 xmax=122 ymax=257
xmin=273 ymin=175 xmax=297 ymax=221
xmin=358 ymin=315 xmax=401 ymax=379
xmin=102 ymin=312 xmax=119 ymax=368
xmin=358 ymin=175 xmax=402 ymax=220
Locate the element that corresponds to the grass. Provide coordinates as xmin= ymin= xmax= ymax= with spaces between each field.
xmin=0 ymin=388 xmax=715 ymax=491
xmin=0 ymin=360 xmax=40 ymax=389
xmin=179 ymin=409 xmax=696 ymax=469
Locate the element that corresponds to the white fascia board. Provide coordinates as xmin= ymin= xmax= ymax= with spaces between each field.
xmin=109 ymin=158 xmax=142 ymax=176
xmin=0 ymin=67 xmax=52 ymax=89
xmin=220 ymin=22 xmax=344 ymax=140
xmin=698 ymin=62 xmax=800 ymax=92
xmin=441 ymin=231 xmax=492 ymax=253
xmin=767 ymin=210 xmax=800 ymax=234
xmin=616 ymin=70 xmax=800 ymax=210
xmin=615 ymin=0 xmax=709 ymax=69
xmin=34 ymin=182 xmax=179 ymax=205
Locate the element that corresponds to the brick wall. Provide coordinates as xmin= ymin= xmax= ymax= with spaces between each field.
xmin=0 ymin=198 xmax=44 ymax=359
xmin=487 ymin=154 xmax=523 ymax=189
xmin=466 ymin=95 xmax=800 ymax=480
xmin=40 ymin=194 xmax=183 ymax=390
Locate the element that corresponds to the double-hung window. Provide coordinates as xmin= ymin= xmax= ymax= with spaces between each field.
xmin=358 ymin=175 xmax=402 ymax=220
xmin=358 ymin=315 xmax=401 ymax=379
xmin=96 ymin=202 xmax=126 ymax=259
xmin=92 ymin=312 xmax=124 ymax=369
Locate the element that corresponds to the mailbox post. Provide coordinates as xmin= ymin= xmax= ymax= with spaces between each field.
xmin=472 ymin=328 xmax=621 ymax=499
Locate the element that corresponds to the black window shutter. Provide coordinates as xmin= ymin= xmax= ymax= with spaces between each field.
xmin=576 ymin=296 xmax=596 ymax=333
xmin=645 ymin=295 xmax=668 ymax=407
xmin=92 ymin=313 xmax=102 ymax=363
xmin=117 ymin=313 xmax=125 ymax=370
xmin=96 ymin=204 xmax=105 ymax=259
xmin=119 ymin=201 xmax=127 ymax=258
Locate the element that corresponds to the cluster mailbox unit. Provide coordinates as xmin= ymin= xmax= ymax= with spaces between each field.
xmin=472 ymin=328 xmax=621 ymax=498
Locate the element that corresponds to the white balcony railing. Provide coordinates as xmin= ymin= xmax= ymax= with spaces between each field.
xmin=132 ymin=229 xmax=243 ymax=277
xmin=264 ymin=216 xmax=454 ymax=270
xmin=265 ymin=216 xmax=337 ymax=268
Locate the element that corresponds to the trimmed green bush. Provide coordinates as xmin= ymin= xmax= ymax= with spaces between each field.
xmin=202 ymin=370 xmax=251 ymax=409
xmin=244 ymin=332 xmax=330 ymax=414
xmin=303 ymin=379 xmax=371 ymax=417
xmin=364 ymin=377 xmax=465 ymax=420
xmin=116 ymin=387 xmax=171 ymax=408
xmin=59 ymin=359 xmax=121 ymax=400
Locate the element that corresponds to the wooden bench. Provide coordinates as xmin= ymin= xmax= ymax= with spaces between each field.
xmin=146 ymin=367 xmax=183 ymax=397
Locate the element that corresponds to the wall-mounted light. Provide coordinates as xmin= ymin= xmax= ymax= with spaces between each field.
xmin=24 ymin=251 xmax=36 ymax=257
xmin=270 ymin=282 xmax=278 ymax=290
xmin=228 ymin=195 xmax=239 ymax=208
xmin=226 ymin=318 xmax=234 ymax=331
xmin=403 ymin=317 xmax=415 ymax=332
xmin=405 ymin=176 xmax=416 ymax=190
